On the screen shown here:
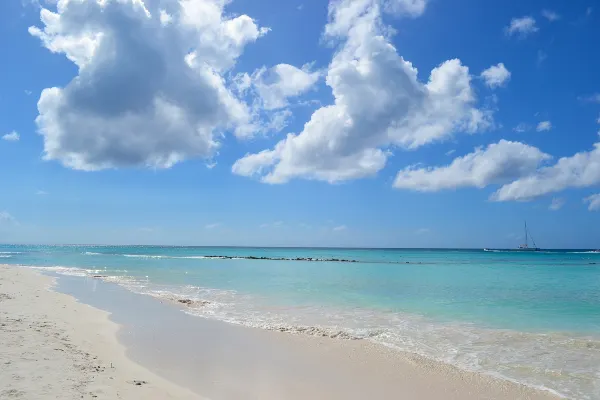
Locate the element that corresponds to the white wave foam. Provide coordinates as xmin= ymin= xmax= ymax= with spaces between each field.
xmin=0 ymin=255 xmax=12 ymax=258
xmin=28 ymin=265 xmax=100 ymax=277
xmin=19 ymin=263 xmax=598 ymax=399
xmin=0 ymin=251 xmax=21 ymax=254
xmin=83 ymin=252 xmax=103 ymax=256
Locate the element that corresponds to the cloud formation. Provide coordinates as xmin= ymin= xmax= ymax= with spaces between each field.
xmin=233 ymin=0 xmax=491 ymax=184
xmin=2 ymin=131 xmax=20 ymax=142
xmin=493 ymin=142 xmax=600 ymax=201
xmin=549 ymin=197 xmax=565 ymax=211
xmin=536 ymin=121 xmax=552 ymax=132
xmin=505 ymin=16 xmax=538 ymax=37
xmin=393 ymin=140 xmax=550 ymax=192
xmin=584 ymin=194 xmax=600 ymax=211
xmin=0 ymin=211 xmax=17 ymax=225
xmin=541 ymin=10 xmax=560 ymax=22
xmin=481 ymin=63 xmax=511 ymax=88
xmin=250 ymin=64 xmax=321 ymax=111
xmin=30 ymin=0 xmax=268 ymax=171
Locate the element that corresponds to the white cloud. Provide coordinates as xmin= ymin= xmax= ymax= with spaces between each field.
xmin=159 ymin=9 xmax=172 ymax=25
xmin=25 ymin=90 xmax=33 ymax=95
xmin=541 ymin=10 xmax=560 ymax=22
xmin=493 ymin=142 xmax=600 ymax=201
xmin=233 ymin=0 xmax=492 ymax=184
xmin=205 ymin=223 xmax=221 ymax=229
xmin=536 ymin=121 xmax=552 ymax=132
xmin=393 ymin=140 xmax=551 ymax=192
xmin=445 ymin=149 xmax=455 ymax=156
xmin=2 ymin=131 xmax=20 ymax=142
xmin=381 ymin=0 xmax=427 ymax=17
xmin=584 ymin=194 xmax=600 ymax=211
xmin=481 ymin=63 xmax=511 ymax=88
xmin=0 ymin=211 xmax=17 ymax=225
xmin=580 ymin=93 xmax=600 ymax=103
xmin=505 ymin=16 xmax=538 ymax=37
xmin=333 ymin=225 xmax=347 ymax=232
xmin=36 ymin=190 xmax=48 ymax=195
xmin=513 ymin=123 xmax=531 ymax=133
xmin=251 ymin=64 xmax=321 ymax=110
xmin=549 ymin=197 xmax=565 ymax=211
xmin=29 ymin=0 xmax=268 ymax=171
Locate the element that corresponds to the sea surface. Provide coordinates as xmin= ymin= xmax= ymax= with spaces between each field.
xmin=2 ymin=245 xmax=599 ymax=399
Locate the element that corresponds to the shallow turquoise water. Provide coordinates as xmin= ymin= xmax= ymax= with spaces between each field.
xmin=2 ymin=245 xmax=599 ymax=399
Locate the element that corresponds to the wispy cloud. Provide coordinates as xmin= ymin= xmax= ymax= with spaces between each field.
xmin=36 ymin=190 xmax=48 ymax=195
xmin=416 ymin=228 xmax=430 ymax=235
xmin=332 ymin=225 xmax=347 ymax=232
xmin=445 ymin=149 xmax=456 ymax=156
xmin=2 ymin=131 xmax=20 ymax=142
xmin=513 ymin=123 xmax=531 ymax=133
xmin=205 ymin=223 xmax=222 ymax=229
xmin=24 ymin=90 xmax=32 ymax=95
xmin=549 ymin=197 xmax=565 ymax=211
xmin=536 ymin=121 xmax=552 ymax=132
xmin=541 ymin=10 xmax=560 ymax=22
xmin=579 ymin=93 xmax=600 ymax=103
xmin=260 ymin=221 xmax=284 ymax=228
xmin=0 ymin=211 xmax=18 ymax=226
xmin=584 ymin=194 xmax=600 ymax=211
xmin=505 ymin=16 xmax=539 ymax=37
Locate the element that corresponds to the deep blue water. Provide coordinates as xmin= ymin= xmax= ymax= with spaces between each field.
xmin=2 ymin=245 xmax=599 ymax=399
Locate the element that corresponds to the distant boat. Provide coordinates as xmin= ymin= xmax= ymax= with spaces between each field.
xmin=516 ymin=221 xmax=540 ymax=252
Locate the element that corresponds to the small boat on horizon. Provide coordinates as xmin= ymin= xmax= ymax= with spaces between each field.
xmin=515 ymin=221 xmax=540 ymax=252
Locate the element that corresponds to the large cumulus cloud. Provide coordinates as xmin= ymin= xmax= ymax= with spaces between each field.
xmin=232 ymin=0 xmax=492 ymax=184
xmin=30 ymin=0 xmax=268 ymax=170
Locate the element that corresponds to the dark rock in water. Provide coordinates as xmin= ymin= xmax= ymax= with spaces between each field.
xmin=92 ymin=275 xmax=108 ymax=278
xmin=178 ymin=299 xmax=211 ymax=307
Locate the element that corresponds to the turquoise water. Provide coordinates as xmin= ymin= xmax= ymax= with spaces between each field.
xmin=2 ymin=245 xmax=599 ymax=399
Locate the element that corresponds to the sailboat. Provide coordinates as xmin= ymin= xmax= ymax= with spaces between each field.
xmin=517 ymin=221 xmax=540 ymax=252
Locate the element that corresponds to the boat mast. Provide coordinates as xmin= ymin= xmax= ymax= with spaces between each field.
xmin=524 ymin=221 xmax=528 ymax=247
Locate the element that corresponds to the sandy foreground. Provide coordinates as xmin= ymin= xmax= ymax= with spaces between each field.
xmin=0 ymin=264 xmax=560 ymax=400
xmin=0 ymin=265 xmax=203 ymax=400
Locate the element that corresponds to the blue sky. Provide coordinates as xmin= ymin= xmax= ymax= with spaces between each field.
xmin=0 ymin=0 xmax=599 ymax=248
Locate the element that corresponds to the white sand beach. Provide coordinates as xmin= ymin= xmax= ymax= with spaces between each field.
xmin=0 ymin=264 xmax=560 ymax=400
xmin=0 ymin=265 xmax=202 ymax=400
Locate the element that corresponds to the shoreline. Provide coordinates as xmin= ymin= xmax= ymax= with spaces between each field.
xmin=0 ymin=264 xmax=203 ymax=399
xmin=1 ymin=264 xmax=562 ymax=400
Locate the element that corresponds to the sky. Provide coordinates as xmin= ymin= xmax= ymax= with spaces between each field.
xmin=0 ymin=0 xmax=599 ymax=248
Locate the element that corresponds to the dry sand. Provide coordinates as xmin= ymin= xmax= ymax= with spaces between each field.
xmin=0 ymin=264 xmax=561 ymax=400
xmin=0 ymin=265 xmax=203 ymax=400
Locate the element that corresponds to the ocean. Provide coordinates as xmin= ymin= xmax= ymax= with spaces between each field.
xmin=1 ymin=245 xmax=599 ymax=399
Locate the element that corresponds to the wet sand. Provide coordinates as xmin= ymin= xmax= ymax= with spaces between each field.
xmin=1 ymin=264 xmax=560 ymax=400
